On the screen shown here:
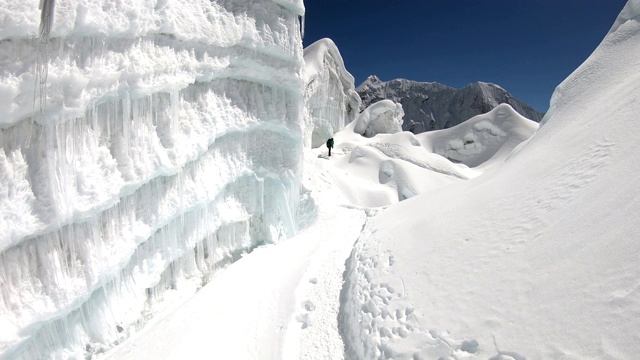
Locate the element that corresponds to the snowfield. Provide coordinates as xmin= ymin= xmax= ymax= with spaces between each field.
xmin=1 ymin=0 xmax=639 ymax=359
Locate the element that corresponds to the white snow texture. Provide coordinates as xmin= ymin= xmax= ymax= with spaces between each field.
xmin=1 ymin=0 xmax=640 ymax=359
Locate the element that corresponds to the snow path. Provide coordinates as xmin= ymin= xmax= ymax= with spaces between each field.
xmin=102 ymin=150 xmax=368 ymax=360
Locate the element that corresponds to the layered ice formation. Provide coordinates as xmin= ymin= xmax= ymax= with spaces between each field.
xmin=0 ymin=0 xmax=306 ymax=358
xmin=302 ymin=38 xmax=361 ymax=148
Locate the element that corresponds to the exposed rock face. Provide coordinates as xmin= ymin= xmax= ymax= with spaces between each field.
xmin=357 ymin=76 xmax=544 ymax=133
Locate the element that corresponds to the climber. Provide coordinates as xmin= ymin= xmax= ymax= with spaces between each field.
xmin=326 ymin=137 xmax=334 ymax=157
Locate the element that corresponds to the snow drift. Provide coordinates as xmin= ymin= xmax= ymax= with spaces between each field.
xmin=0 ymin=0 xmax=306 ymax=358
xmin=325 ymin=103 xmax=537 ymax=207
xmin=420 ymin=103 xmax=539 ymax=169
xmin=340 ymin=1 xmax=640 ymax=359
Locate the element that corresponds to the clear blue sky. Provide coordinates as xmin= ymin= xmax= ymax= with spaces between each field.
xmin=302 ymin=0 xmax=627 ymax=112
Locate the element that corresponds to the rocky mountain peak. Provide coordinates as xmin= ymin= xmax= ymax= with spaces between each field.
xmin=357 ymin=77 xmax=544 ymax=133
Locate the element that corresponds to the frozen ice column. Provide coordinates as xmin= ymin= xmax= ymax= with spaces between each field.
xmin=0 ymin=0 xmax=306 ymax=358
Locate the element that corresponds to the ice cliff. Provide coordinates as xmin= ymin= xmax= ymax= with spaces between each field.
xmin=303 ymin=38 xmax=361 ymax=148
xmin=0 ymin=0 xmax=306 ymax=358
xmin=357 ymin=75 xmax=544 ymax=133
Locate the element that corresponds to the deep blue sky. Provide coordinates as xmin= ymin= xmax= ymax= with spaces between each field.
xmin=302 ymin=0 xmax=627 ymax=112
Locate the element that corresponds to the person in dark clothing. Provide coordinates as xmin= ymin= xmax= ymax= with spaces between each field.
xmin=326 ymin=137 xmax=334 ymax=157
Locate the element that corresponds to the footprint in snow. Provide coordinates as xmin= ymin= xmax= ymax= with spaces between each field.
xmin=302 ymin=300 xmax=315 ymax=311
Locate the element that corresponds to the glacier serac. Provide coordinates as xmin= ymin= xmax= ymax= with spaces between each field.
xmin=302 ymin=38 xmax=360 ymax=148
xmin=0 ymin=0 xmax=306 ymax=358
xmin=357 ymin=75 xmax=544 ymax=133
xmin=353 ymin=99 xmax=404 ymax=138
xmin=1 ymin=0 xmax=638 ymax=359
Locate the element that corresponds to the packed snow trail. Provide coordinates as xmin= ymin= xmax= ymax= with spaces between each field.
xmin=102 ymin=149 xmax=368 ymax=360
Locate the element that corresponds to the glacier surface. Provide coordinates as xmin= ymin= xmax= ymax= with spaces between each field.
xmin=2 ymin=0 xmax=638 ymax=359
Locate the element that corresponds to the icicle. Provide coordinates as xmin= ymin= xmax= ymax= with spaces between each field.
xmin=36 ymin=0 xmax=55 ymax=113
xmin=170 ymin=89 xmax=179 ymax=142
xmin=39 ymin=0 xmax=56 ymax=41
xmin=28 ymin=0 xmax=56 ymax=148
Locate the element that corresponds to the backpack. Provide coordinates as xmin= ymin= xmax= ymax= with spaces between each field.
xmin=326 ymin=138 xmax=334 ymax=148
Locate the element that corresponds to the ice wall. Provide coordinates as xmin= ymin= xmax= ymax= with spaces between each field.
xmin=0 ymin=0 xmax=305 ymax=358
xmin=303 ymin=38 xmax=361 ymax=148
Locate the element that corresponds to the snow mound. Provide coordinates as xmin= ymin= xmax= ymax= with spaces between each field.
xmin=303 ymin=38 xmax=361 ymax=148
xmin=353 ymin=100 xmax=404 ymax=137
xmin=340 ymin=1 xmax=640 ymax=359
xmin=421 ymin=103 xmax=539 ymax=169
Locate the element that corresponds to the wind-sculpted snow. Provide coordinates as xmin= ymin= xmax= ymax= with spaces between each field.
xmin=357 ymin=75 xmax=544 ymax=133
xmin=303 ymin=38 xmax=361 ymax=148
xmin=420 ymin=103 xmax=539 ymax=169
xmin=608 ymin=0 xmax=640 ymax=34
xmin=327 ymin=103 xmax=535 ymax=206
xmin=0 ymin=1 xmax=305 ymax=358
xmin=340 ymin=1 xmax=640 ymax=358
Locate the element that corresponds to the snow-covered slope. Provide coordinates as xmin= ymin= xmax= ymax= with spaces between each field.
xmin=357 ymin=75 xmax=544 ymax=133
xmin=303 ymin=38 xmax=361 ymax=148
xmin=0 ymin=1 xmax=306 ymax=358
xmin=341 ymin=1 xmax=640 ymax=358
